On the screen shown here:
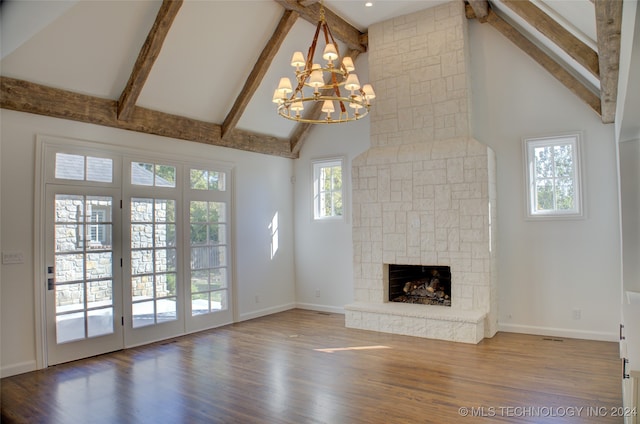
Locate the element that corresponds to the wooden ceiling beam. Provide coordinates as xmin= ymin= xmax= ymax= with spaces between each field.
xmin=274 ymin=0 xmax=366 ymax=52
xmin=289 ymin=49 xmax=362 ymax=156
xmin=501 ymin=0 xmax=600 ymax=79
xmin=467 ymin=0 xmax=489 ymax=23
xmin=117 ymin=0 xmax=183 ymax=122
xmin=1 ymin=77 xmax=295 ymax=158
xmin=466 ymin=6 xmax=601 ymax=118
xmin=222 ymin=9 xmax=299 ymax=140
xmin=595 ymin=0 xmax=622 ymax=124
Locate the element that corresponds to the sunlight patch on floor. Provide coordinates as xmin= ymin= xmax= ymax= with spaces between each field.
xmin=314 ymin=345 xmax=391 ymax=353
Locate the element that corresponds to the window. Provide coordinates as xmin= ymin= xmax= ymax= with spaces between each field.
xmin=89 ymin=209 xmax=108 ymax=246
xmin=313 ymin=158 xmax=344 ymax=220
xmin=524 ymin=133 xmax=583 ymax=218
xmin=55 ymin=153 xmax=113 ymax=183
xmin=131 ymin=162 xmax=176 ymax=187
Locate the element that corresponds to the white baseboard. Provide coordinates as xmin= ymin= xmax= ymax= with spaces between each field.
xmin=238 ymin=303 xmax=296 ymax=322
xmin=1 ymin=360 xmax=37 ymax=378
xmin=295 ymin=303 xmax=345 ymax=314
xmin=498 ymin=323 xmax=618 ymax=342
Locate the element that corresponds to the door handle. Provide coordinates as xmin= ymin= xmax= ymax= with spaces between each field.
xmin=623 ymin=358 xmax=630 ymax=379
xmin=46 ymin=266 xmax=54 ymax=290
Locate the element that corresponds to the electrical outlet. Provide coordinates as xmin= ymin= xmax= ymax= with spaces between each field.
xmin=255 ymin=295 xmax=260 ymax=304
xmin=315 ymin=289 xmax=321 ymax=298
xmin=572 ymin=309 xmax=581 ymax=320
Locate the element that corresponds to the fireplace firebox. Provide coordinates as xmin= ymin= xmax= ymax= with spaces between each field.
xmin=388 ymin=265 xmax=451 ymax=306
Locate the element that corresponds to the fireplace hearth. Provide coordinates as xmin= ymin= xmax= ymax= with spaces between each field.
xmin=389 ymin=265 xmax=451 ymax=306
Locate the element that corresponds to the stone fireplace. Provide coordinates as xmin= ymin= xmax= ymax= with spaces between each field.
xmin=344 ymin=1 xmax=498 ymax=344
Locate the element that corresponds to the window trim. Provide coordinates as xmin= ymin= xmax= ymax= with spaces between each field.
xmin=523 ymin=132 xmax=585 ymax=220
xmin=311 ymin=156 xmax=347 ymax=222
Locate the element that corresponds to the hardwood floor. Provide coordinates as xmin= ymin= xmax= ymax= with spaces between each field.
xmin=1 ymin=309 xmax=623 ymax=423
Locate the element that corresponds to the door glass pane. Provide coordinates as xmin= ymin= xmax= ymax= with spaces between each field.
xmin=131 ymin=250 xmax=153 ymax=275
xmin=131 ymin=224 xmax=154 ymax=248
xmin=157 ymin=298 xmax=177 ymax=323
xmin=54 ymin=194 xmax=115 ymax=344
xmin=55 ymin=224 xmax=83 ymax=253
xmin=156 ymin=273 xmax=177 ymax=297
xmin=192 ymin=293 xmax=210 ymax=316
xmin=57 ymin=312 xmax=85 ymax=344
xmin=88 ymin=308 xmax=114 ymax=338
xmin=212 ymin=291 xmax=227 ymax=311
xmin=132 ymin=276 xmax=154 ymax=302
xmin=132 ymin=301 xmax=154 ymax=328
xmin=211 ymin=268 xmax=227 ymax=290
xmin=88 ymin=280 xmax=112 ymax=308
xmin=56 ymin=283 xmax=84 ymax=313
xmin=56 ymin=254 xmax=84 ymax=283
xmin=155 ymin=249 xmax=176 ymax=272
xmin=86 ymin=252 xmax=112 ymax=279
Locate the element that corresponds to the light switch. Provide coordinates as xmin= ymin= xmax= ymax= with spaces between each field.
xmin=2 ymin=251 xmax=25 ymax=264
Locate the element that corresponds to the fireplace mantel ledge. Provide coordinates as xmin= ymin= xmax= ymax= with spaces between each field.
xmin=344 ymin=302 xmax=486 ymax=324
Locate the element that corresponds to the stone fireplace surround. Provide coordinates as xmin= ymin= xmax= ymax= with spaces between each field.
xmin=343 ymin=2 xmax=498 ymax=344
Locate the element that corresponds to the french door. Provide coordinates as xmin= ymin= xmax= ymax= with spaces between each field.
xmin=41 ymin=140 xmax=234 ymax=365
xmin=45 ymin=185 xmax=124 ymax=365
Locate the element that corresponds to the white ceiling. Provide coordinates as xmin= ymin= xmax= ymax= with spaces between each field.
xmin=325 ymin=0 xmax=449 ymax=31
xmin=0 ymin=0 xmax=607 ymax=142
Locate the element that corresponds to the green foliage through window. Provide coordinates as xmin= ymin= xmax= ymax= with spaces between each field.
xmin=313 ymin=159 xmax=344 ymax=219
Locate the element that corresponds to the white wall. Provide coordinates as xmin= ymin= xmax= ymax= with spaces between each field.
xmin=469 ymin=22 xmax=621 ymax=340
xmin=292 ymin=54 xmax=371 ymax=312
xmin=292 ymin=119 xmax=370 ymax=313
xmin=0 ymin=110 xmax=296 ymax=376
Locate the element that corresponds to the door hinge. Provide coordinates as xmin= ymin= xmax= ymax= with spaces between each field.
xmin=120 ymin=199 xmax=123 ymax=209
xmin=120 ymin=258 xmax=123 ymax=267
xmin=121 ymin=316 xmax=124 ymax=326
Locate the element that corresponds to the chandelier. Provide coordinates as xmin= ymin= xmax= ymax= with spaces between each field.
xmin=272 ymin=2 xmax=375 ymax=124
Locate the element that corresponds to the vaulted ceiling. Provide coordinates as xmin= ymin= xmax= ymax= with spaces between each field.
xmin=0 ymin=0 xmax=622 ymax=158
